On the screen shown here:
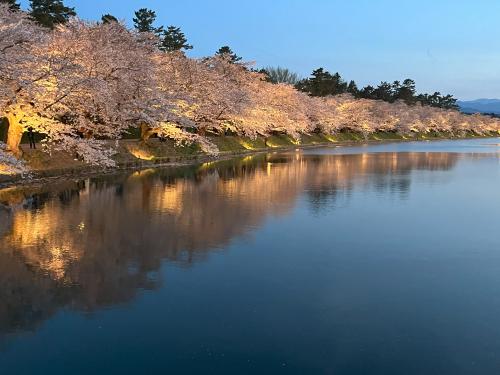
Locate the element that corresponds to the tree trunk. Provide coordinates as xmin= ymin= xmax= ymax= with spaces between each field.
xmin=5 ymin=112 xmax=24 ymax=157
xmin=197 ymin=126 xmax=206 ymax=136
xmin=140 ymin=123 xmax=154 ymax=143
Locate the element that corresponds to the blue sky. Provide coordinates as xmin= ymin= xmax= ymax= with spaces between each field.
xmin=19 ymin=0 xmax=500 ymax=100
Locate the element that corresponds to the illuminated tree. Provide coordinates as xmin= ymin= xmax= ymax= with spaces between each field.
xmin=232 ymin=80 xmax=312 ymax=139
xmin=0 ymin=7 xmax=160 ymax=165
xmin=155 ymin=52 xmax=257 ymax=137
xmin=0 ymin=142 xmax=26 ymax=174
xmin=0 ymin=4 xmax=45 ymax=155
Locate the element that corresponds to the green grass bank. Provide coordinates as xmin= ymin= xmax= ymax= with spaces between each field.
xmin=2 ymin=130 xmax=499 ymax=185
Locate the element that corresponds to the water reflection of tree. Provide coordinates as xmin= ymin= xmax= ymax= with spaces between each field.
xmin=0 ymin=151 xmax=460 ymax=336
xmin=305 ymin=152 xmax=458 ymax=214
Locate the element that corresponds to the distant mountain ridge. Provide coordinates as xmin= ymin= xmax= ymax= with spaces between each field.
xmin=458 ymin=99 xmax=500 ymax=114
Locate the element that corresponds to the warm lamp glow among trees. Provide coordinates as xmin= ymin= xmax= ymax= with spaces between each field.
xmin=1 ymin=3 xmax=499 ymax=174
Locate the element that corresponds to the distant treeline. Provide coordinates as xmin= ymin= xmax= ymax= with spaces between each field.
xmin=284 ymin=68 xmax=458 ymax=110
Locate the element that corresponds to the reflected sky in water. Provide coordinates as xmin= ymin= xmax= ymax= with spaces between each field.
xmin=1 ymin=138 xmax=500 ymax=374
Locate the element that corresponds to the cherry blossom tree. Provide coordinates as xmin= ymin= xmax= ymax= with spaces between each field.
xmin=170 ymin=54 xmax=258 ymax=135
xmin=0 ymin=5 xmax=46 ymax=154
xmin=0 ymin=141 xmax=27 ymax=174
xmin=150 ymin=53 xmax=260 ymax=152
xmin=1 ymin=6 xmax=160 ymax=165
xmin=231 ymin=81 xmax=312 ymax=139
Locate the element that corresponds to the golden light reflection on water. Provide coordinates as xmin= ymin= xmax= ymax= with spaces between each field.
xmin=238 ymin=140 xmax=255 ymax=150
xmin=0 ymin=151 xmax=468 ymax=334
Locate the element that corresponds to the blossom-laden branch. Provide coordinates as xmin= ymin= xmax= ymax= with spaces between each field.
xmin=0 ymin=142 xmax=27 ymax=174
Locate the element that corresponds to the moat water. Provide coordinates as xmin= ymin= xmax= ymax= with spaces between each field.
xmin=1 ymin=138 xmax=500 ymax=374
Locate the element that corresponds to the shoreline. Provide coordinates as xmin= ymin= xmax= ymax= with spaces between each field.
xmin=1 ymin=132 xmax=498 ymax=188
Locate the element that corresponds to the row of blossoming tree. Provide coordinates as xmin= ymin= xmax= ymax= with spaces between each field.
xmin=1 ymin=4 xmax=499 ymax=173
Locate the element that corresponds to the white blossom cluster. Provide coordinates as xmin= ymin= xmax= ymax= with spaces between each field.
xmin=0 ymin=141 xmax=27 ymax=174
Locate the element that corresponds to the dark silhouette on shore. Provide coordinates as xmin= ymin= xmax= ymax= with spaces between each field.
xmin=27 ymin=127 xmax=36 ymax=149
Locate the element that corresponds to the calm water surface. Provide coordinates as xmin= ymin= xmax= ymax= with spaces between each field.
xmin=1 ymin=138 xmax=500 ymax=374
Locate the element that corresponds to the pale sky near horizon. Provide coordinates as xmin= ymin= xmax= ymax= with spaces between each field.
xmin=18 ymin=0 xmax=500 ymax=100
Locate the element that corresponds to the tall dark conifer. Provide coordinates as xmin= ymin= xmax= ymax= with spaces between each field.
xmin=0 ymin=0 xmax=20 ymax=11
xmin=296 ymin=68 xmax=348 ymax=96
xmin=101 ymin=14 xmax=118 ymax=24
xmin=160 ymin=26 xmax=192 ymax=52
xmin=347 ymin=80 xmax=359 ymax=96
xmin=29 ymin=0 xmax=76 ymax=28
xmin=215 ymin=46 xmax=242 ymax=63
xmin=133 ymin=8 xmax=161 ymax=33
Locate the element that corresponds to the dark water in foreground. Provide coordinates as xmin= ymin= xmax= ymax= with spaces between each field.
xmin=1 ymin=139 xmax=500 ymax=374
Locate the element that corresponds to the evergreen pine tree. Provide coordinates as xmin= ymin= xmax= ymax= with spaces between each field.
xmin=0 ymin=0 xmax=20 ymax=11
xmin=29 ymin=0 xmax=76 ymax=28
xmin=396 ymin=79 xmax=417 ymax=104
xmin=215 ymin=46 xmax=242 ymax=63
xmin=133 ymin=8 xmax=162 ymax=33
xmin=296 ymin=68 xmax=348 ymax=96
xmin=160 ymin=26 xmax=193 ymax=52
xmin=347 ymin=80 xmax=359 ymax=96
xmin=101 ymin=14 xmax=118 ymax=24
